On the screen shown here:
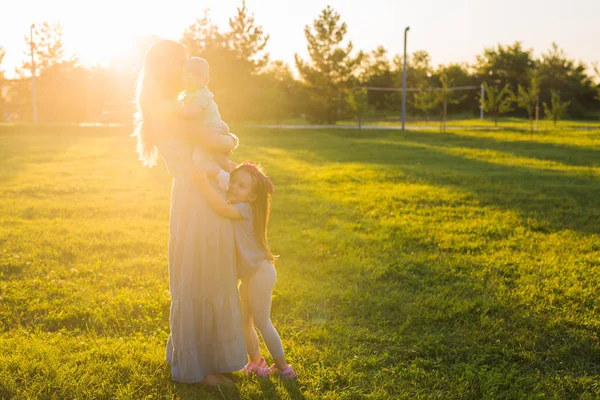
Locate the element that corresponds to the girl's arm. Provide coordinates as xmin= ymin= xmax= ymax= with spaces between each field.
xmin=192 ymin=168 xmax=243 ymax=219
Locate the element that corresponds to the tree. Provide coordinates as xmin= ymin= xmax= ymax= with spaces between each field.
xmin=18 ymin=22 xmax=76 ymax=77
xmin=12 ymin=22 xmax=82 ymax=122
xmin=436 ymin=63 xmax=477 ymax=116
xmin=227 ymin=0 xmax=270 ymax=74
xmin=475 ymin=42 xmax=535 ymax=93
xmin=181 ymin=10 xmax=235 ymax=88
xmin=0 ymin=46 xmax=4 ymax=78
xmin=346 ymin=87 xmax=369 ymax=128
xmin=538 ymin=43 xmax=597 ymax=118
xmin=181 ymin=5 xmax=270 ymax=121
xmin=592 ymin=62 xmax=600 ymax=101
xmin=360 ymin=46 xmax=394 ymax=111
xmin=388 ymin=50 xmax=434 ymax=115
xmin=393 ymin=50 xmax=432 ymax=89
xmin=435 ymin=72 xmax=461 ymax=133
xmin=0 ymin=46 xmax=5 ymax=120
xmin=481 ymin=82 xmax=514 ymax=126
xmin=256 ymin=60 xmax=300 ymax=124
xmin=543 ymin=90 xmax=570 ymax=128
xmin=413 ymin=87 xmax=436 ymax=124
xmin=362 ymin=46 xmax=393 ymax=84
xmin=516 ymin=72 xmax=541 ymax=133
xmin=295 ymin=6 xmax=364 ymax=123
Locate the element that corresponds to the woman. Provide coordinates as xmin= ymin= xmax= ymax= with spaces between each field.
xmin=133 ymin=40 xmax=247 ymax=386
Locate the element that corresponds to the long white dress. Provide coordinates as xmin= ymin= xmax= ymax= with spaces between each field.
xmin=155 ymin=122 xmax=246 ymax=383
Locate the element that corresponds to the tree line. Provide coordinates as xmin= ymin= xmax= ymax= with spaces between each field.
xmin=0 ymin=2 xmax=599 ymax=125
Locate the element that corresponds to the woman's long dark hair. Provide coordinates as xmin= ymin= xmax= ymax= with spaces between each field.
xmin=132 ymin=40 xmax=187 ymax=166
xmin=233 ymin=162 xmax=278 ymax=263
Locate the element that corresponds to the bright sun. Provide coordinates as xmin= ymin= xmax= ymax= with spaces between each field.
xmin=62 ymin=15 xmax=151 ymax=68
xmin=48 ymin=2 xmax=187 ymax=70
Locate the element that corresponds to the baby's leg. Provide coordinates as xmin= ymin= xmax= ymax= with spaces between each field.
xmin=247 ymin=263 xmax=286 ymax=363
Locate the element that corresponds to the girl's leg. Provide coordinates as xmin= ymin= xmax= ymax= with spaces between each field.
xmin=247 ymin=263 xmax=288 ymax=370
xmin=238 ymin=279 xmax=261 ymax=364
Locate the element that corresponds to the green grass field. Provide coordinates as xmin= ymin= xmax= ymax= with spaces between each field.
xmin=1 ymin=123 xmax=599 ymax=399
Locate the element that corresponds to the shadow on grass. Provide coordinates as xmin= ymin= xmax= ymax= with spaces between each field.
xmin=404 ymin=128 xmax=600 ymax=168
xmin=262 ymin=129 xmax=599 ymax=235
xmin=278 ymin=378 xmax=307 ymax=400
xmin=275 ymin=203 xmax=600 ymax=397
xmin=253 ymin=128 xmax=600 ymax=396
xmin=172 ymin=381 xmax=242 ymax=399
xmin=170 ymin=376 xmax=306 ymax=399
xmin=256 ymin=377 xmax=279 ymax=399
xmin=278 ymin=126 xmax=600 ymax=168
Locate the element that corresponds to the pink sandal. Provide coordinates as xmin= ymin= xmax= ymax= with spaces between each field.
xmin=270 ymin=364 xmax=297 ymax=379
xmin=242 ymin=357 xmax=269 ymax=377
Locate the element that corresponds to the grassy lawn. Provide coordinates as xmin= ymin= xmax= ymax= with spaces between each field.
xmin=1 ymin=124 xmax=599 ymax=399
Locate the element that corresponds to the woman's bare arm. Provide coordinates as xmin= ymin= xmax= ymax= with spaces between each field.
xmin=150 ymin=99 xmax=236 ymax=153
xmin=178 ymin=119 xmax=236 ymax=153
xmin=192 ymin=168 xmax=242 ymax=219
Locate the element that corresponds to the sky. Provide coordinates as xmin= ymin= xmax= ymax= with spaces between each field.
xmin=1 ymin=0 xmax=599 ymax=78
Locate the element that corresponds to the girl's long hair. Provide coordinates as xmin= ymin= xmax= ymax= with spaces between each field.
xmin=132 ymin=40 xmax=187 ymax=167
xmin=234 ymin=162 xmax=278 ymax=263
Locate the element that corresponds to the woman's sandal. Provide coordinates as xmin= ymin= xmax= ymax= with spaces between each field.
xmin=241 ymin=357 xmax=270 ymax=377
xmin=269 ymin=364 xmax=297 ymax=380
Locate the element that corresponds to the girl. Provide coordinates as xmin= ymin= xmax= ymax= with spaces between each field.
xmin=194 ymin=162 xmax=296 ymax=379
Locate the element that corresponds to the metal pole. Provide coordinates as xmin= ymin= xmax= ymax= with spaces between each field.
xmin=480 ymin=83 xmax=484 ymax=120
xmin=30 ymin=24 xmax=37 ymax=124
xmin=401 ymin=26 xmax=410 ymax=131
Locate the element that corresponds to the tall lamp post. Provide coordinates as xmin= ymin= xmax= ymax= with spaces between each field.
xmin=401 ymin=26 xmax=410 ymax=131
xmin=30 ymin=23 xmax=37 ymax=124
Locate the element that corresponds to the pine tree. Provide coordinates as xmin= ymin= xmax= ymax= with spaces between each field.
xmin=18 ymin=22 xmax=76 ymax=77
xmin=13 ymin=22 xmax=80 ymax=122
xmin=295 ymin=6 xmax=364 ymax=123
xmin=227 ymin=0 xmax=270 ymax=73
xmin=181 ymin=4 xmax=270 ymax=121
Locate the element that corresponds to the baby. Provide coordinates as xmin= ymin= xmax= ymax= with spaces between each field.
xmin=179 ymin=57 xmax=236 ymax=191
